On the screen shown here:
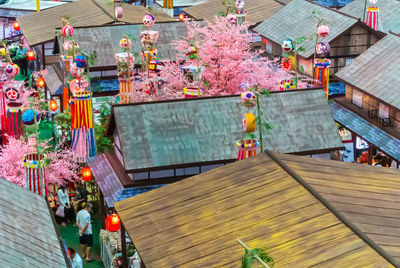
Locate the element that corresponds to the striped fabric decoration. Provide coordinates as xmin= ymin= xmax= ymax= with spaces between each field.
xmin=6 ymin=109 xmax=23 ymax=139
xmin=366 ymin=7 xmax=379 ymax=31
xmin=118 ymin=77 xmax=134 ymax=104
xmin=70 ymin=91 xmax=96 ymax=162
xmin=163 ymin=0 xmax=173 ymax=9
xmin=24 ymin=153 xmax=47 ymax=196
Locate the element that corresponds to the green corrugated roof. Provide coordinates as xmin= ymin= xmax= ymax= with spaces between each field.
xmin=254 ymin=0 xmax=358 ymax=58
xmin=110 ymin=89 xmax=343 ymax=171
xmin=341 ymin=0 xmax=400 ymax=34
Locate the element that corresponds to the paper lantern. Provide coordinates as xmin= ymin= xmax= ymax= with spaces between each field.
xmin=13 ymin=22 xmax=20 ymax=31
xmin=317 ymin=25 xmax=330 ymax=37
xmin=106 ymin=214 xmax=121 ymax=232
xmin=120 ymin=38 xmax=132 ymax=49
xmin=115 ymin=6 xmax=123 ymax=19
xmin=27 ymin=51 xmax=35 ymax=61
xmin=240 ymin=91 xmax=256 ymax=108
xmin=143 ymin=14 xmax=155 ymax=28
xmin=61 ymin=25 xmax=74 ymax=37
xmin=179 ymin=14 xmax=185 ymax=21
xmin=316 ymin=42 xmax=330 ymax=57
xmin=49 ymin=100 xmax=57 ymax=111
xmin=5 ymin=63 xmax=19 ymax=78
xmin=82 ymin=167 xmax=92 ymax=181
xmin=242 ymin=113 xmax=255 ymax=133
xmin=281 ymin=39 xmax=294 ymax=52
xmin=37 ymin=77 xmax=45 ymax=88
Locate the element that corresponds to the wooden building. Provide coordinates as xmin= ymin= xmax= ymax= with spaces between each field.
xmin=114 ymin=151 xmax=400 ymax=267
xmin=340 ymin=0 xmax=400 ymax=34
xmin=333 ymin=33 xmax=400 ymax=166
xmin=154 ymin=0 xmax=206 ymax=17
xmin=16 ymin=0 xmax=174 ymax=70
xmin=253 ymin=0 xmax=385 ymax=77
xmin=89 ymin=88 xmax=343 ymax=213
xmin=0 ymin=178 xmax=69 ymax=267
xmin=183 ymin=0 xmax=286 ymax=24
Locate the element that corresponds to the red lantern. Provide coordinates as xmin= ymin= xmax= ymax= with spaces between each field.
xmin=82 ymin=167 xmax=92 ymax=181
xmin=106 ymin=213 xmax=121 ymax=232
xmin=13 ymin=22 xmax=20 ymax=31
xmin=179 ymin=14 xmax=185 ymax=21
xmin=27 ymin=51 xmax=35 ymax=61
xmin=37 ymin=77 xmax=45 ymax=88
xmin=49 ymin=100 xmax=57 ymax=111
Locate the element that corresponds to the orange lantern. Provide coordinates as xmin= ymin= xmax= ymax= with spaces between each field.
xmin=82 ymin=166 xmax=92 ymax=181
xmin=13 ymin=22 xmax=20 ymax=31
xmin=179 ymin=14 xmax=185 ymax=21
xmin=49 ymin=100 xmax=57 ymax=111
xmin=27 ymin=51 xmax=35 ymax=61
xmin=106 ymin=213 xmax=121 ymax=232
xmin=37 ymin=77 xmax=45 ymax=88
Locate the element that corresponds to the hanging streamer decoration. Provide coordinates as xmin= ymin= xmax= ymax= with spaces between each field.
xmin=23 ymin=153 xmax=48 ymax=196
xmin=314 ymin=59 xmax=331 ymax=98
xmin=366 ymin=6 xmax=379 ymax=31
xmin=70 ymin=91 xmax=96 ymax=162
xmin=3 ymin=81 xmax=24 ymax=140
xmin=280 ymin=79 xmax=295 ymax=91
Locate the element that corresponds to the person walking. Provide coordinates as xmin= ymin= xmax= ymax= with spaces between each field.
xmin=14 ymin=42 xmax=27 ymax=76
xmin=57 ymin=185 xmax=74 ymax=226
xmin=76 ymin=202 xmax=93 ymax=262
xmin=68 ymin=247 xmax=83 ymax=268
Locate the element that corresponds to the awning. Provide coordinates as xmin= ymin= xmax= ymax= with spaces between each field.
xmin=331 ymin=102 xmax=400 ymax=161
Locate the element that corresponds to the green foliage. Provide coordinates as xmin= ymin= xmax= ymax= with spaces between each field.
xmin=240 ymin=248 xmax=275 ymax=268
xmin=94 ymin=102 xmax=113 ymax=153
xmin=54 ymin=108 xmax=72 ymax=143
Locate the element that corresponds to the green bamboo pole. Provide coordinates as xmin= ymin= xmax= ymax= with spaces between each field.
xmin=256 ymin=93 xmax=263 ymax=152
xmin=236 ymin=239 xmax=270 ymax=268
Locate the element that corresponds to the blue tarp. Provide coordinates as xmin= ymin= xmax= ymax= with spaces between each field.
xmin=315 ymin=0 xmax=354 ymax=7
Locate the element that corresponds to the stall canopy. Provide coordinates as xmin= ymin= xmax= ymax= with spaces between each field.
xmin=64 ymin=21 xmax=193 ymax=69
xmin=254 ymin=0 xmax=359 ymax=58
xmin=341 ymin=0 xmax=400 ymax=34
xmin=115 ymin=151 xmax=399 ymax=267
xmin=17 ymin=0 xmax=175 ymax=46
xmin=183 ymin=0 xmax=285 ymax=24
xmin=331 ymin=102 xmax=400 ymax=162
xmin=336 ymin=34 xmax=400 ymax=110
xmin=0 ymin=178 xmax=68 ymax=267
xmin=106 ymin=89 xmax=344 ymax=172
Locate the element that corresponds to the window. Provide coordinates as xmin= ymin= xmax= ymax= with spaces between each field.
xmin=379 ymin=103 xmax=389 ymax=118
xmin=265 ymin=41 xmax=272 ymax=54
xmin=150 ymin=169 xmax=174 ymax=179
xmin=352 ymin=89 xmax=363 ymax=108
xmin=345 ymin=58 xmax=354 ymax=66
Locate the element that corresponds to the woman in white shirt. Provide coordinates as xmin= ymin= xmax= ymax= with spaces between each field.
xmin=57 ymin=185 xmax=73 ymax=226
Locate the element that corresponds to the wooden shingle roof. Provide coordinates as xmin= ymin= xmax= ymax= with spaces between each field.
xmin=115 ymin=152 xmax=399 ymax=267
xmin=275 ymin=152 xmax=400 ymax=262
xmin=183 ymin=0 xmax=285 ymax=24
xmin=335 ymin=34 xmax=400 ymax=110
xmin=254 ymin=0 xmax=358 ymax=58
xmin=108 ymin=89 xmax=343 ymax=172
xmin=68 ymin=21 xmax=189 ymax=68
xmin=41 ymin=65 xmax=63 ymax=95
xmin=0 ymin=179 xmax=67 ymax=267
xmin=341 ymin=0 xmax=400 ymax=34
xmin=17 ymin=0 xmax=174 ymax=46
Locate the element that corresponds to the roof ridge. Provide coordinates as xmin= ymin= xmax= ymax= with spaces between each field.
xmin=90 ymin=0 xmax=115 ymax=22
xmin=264 ymin=150 xmax=400 ymax=267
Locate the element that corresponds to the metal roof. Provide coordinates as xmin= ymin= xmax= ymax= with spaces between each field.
xmin=0 ymin=178 xmax=67 ymax=267
xmin=335 ymin=34 xmax=400 ymax=109
xmin=115 ymin=152 xmax=397 ymax=267
xmin=340 ymin=0 xmax=400 ymax=34
xmin=254 ymin=0 xmax=358 ymax=58
xmin=109 ymin=89 xmax=343 ymax=171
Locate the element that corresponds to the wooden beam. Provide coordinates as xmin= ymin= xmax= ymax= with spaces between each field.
xmin=41 ymin=43 xmax=46 ymax=68
xmin=100 ymin=191 xmax=106 ymax=229
xmin=121 ymin=222 xmax=128 ymax=268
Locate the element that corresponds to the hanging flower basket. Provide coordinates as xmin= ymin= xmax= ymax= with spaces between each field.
xmin=237 ymin=138 xmax=259 ymax=160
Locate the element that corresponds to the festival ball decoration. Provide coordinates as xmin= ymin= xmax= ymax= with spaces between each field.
xmin=143 ymin=14 xmax=155 ymax=28
xmin=317 ymin=25 xmax=330 ymax=37
xmin=61 ymin=25 xmax=74 ymax=37
xmin=120 ymin=38 xmax=132 ymax=49
xmin=74 ymin=55 xmax=87 ymax=68
xmin=106 ymin=214 xmax=121 ymax=232
xmin=179 ymin=14 xmax=185 ymax=21
xmin=49 ymin=100 xmax=58 ymax=112
xmin=186 ymin=46 xmax=197 ymax=59
xmin=37 ymin=77 xmax=45 ymax=88
xmin=5 ymin=63 xmax=19 ymax=78
xmin=281 ymin=57 xmax=293 ymax=71
xmin=13 ymin=22 xmax=20 ymax=31
xmin=27 ymin=51 xmax=35 ymax=61
xmin=115 ymin=6 xmax=123 ymax=19
xmin=235 ymin=0 xmax=245 ymax=9
xmin=240 ymin=91 xmax=256 ymax=108
xmin=70 ymin=63 xmax=78 ymax=77
xmin=82 ymin=166 xmax=92 ymax=181
xmin=316 ymin=42 xmax=330 ymax=57
xmin=63 ymin=40 xmax=80 ymax=55
xmin=369 ymin=0 xmax=377 ymax=3
xmin=226 ymin=14 xmax=237 ymax=25
xmin=281 ymin=39 xmax=294 ymax=52
xmin=22 ymin=109 xmax=40 ymax=125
